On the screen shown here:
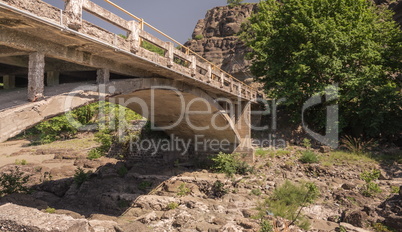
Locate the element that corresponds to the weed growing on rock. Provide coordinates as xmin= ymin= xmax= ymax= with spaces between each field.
xmin=117 ymin=166 xmax=128 ymax=177
xmin=211 ymin=180 xmax=228 ymax=198
xmin=0 ymin=167 xmax=31 ymax=196
xmin=45 ymin=207 xmax=56 ymax=214
xmin=251 ymin=188 xmax=262 ymax=196
xmin=212 ymin=152 xmax=253 ymax=177
xmin=301 ymin=138 xmax=311 ymax=149
xmin=73 ymin=168 xmax=90 ymax=187
xmin=259 ymin=219 xmax=273 ymax=232
xmin=360 ymin=169 xmax=382 ymax=197
xmin=261 ymin=181 xmax=319 ymax=230
xmin=177 ymin=183 xmax=191 ymax=197
xmin=299 ymin=151 xmax=319 ymax=164
xmin=138 ymin=181 xmax=153 ymax=192
xmin=166 ymin=202 xmax=179 ymax=210
xmin=14 ymin=159 xmax=28 ymax=165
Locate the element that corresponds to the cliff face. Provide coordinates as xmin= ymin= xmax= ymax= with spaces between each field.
xmin=185 ymin=1 xmax=402 ymax=83
xmin=184 ymin=4 xmax=257 ymax=82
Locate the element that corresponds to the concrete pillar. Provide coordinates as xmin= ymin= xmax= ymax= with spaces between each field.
xmin=234 ymin=101 xmax=254 ymax=163
xmin=47 ymin=71 xmax=60 ymax=87
xmin=129 ymin=20 xmax=141 ymax=53
xmin=166 ymin=42 xmax=174 ymax=68
xmin=3 ymin=75 xmax=15 ymax=89
xmin=230 ymin=78 xmax=234 ymax=92
xmin=64 ymin=0 xmax=83 ymax=30
xmin=206 ymin=64 xmax=212 ymax=83
xmin=97 ymin=68 xmax=110 ymax=84
xmin=190 ymin=55 xmax=197 ymax=77
xmin=28 ymin=52 xmax=45 ymax=101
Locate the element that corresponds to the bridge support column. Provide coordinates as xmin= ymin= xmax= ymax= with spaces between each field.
xmin=97 ymin=69 xmax=110 ymax=84
xmin=166 ymin=42 xmax=174 ymax=68
xmin=47 ymin=71 xmax=60 ymax=87
xmin=3 ymin=75 xmax=15 ymax=89
xmin=28 ymin=52 xmax=45 ymax=101
xmin=64 ymin=0 xmax=84 ymax=30
xmin=234 ymin=101 xmax=254 ymax=163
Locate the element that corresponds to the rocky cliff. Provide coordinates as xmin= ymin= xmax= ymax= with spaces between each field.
xmin=185 ymin=1 xmax=402 ymax=84
xmin=184 ymin=4 xmax=257 ymax=83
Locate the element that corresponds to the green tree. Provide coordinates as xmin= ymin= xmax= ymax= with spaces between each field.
xmin=242 ymin=0 xmax=402 ymax=139
xmin=227 ymin=0 xmax=244 ymax=6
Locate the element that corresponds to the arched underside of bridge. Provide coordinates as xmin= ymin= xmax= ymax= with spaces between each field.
xmin=0 ymin=78 xmax=252 ymax=156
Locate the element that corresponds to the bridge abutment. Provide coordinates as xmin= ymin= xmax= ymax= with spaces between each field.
xmin=28 ymin=52 xmax=45 ymax=101
xmin=234 ymin=102 xmax=255 ymax=163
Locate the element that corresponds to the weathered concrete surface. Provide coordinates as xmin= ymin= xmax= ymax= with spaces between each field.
xmin=3 ymin=74 xmax=15 ymax=89
xmin=27 ymin=52 xmax=45 ymax=101
xmin=47 ymin=71 xmax=60 ymax=87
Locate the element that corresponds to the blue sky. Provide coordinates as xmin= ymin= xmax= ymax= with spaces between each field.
xmin=43 ymin=0 xmax=260 ymax=44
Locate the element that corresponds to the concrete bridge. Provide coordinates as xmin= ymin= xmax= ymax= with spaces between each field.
xmin=0 ymin=0 xmax=261 ymax=159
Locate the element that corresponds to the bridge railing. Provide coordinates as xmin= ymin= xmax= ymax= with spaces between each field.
xmin=0 ymin=0 xmax=259 ymax=101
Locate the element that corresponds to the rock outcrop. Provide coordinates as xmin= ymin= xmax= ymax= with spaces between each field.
xmin=184 ymin=4 xmax=257 ymax=82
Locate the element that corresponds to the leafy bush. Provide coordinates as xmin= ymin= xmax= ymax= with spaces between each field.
xmin=259 ymin=220 xmax=273 ymax=232
xmin=360 ymin=169 xmax=382 ymax=197
xmin=138 ymin=181 xmax=153 ymax=191
xmin=194 ymin=34 xmax=204 ymax=40
xmin=166 ymin=202 xmax=179 ymax=210
xmin=211 ymin=180 xmax=228 ymax=198
xmin=177 ymin=183 xmax=191 ymax=197
xmin=117 ymin=166 xmax=128 ymax=177
xmin=73 ymin=168 xmax=89 ymax=187
xmin=87 ymin=148 xmax=103 ymax=160
xmin=263 ymin=181 xmax=319 ymax=230
xmin=211 ymin=152 xmax=253 ymax=177
xmin=299 ymin=151 xmax=319 ymax=164
xmin=0 ymin=167 xmax=31 ymax=196
xmin=301 ymin=138 xmax=311 ymax=149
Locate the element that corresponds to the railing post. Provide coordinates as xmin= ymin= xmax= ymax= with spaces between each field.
xmin=128 ymin=21 xmax=141 ymax=53
xmin=230 ymin=78 xmax=234 ymax=92
xmin=166 ymin=42 xmax=174 ymax=68
xmin=220 ymin=73 xmax=224 ymax=88
xmin=190 ymin=56 xmax=197 ymax=77
xmin=64 ymin=0 xmax=84 ymax=30
xmin=239 ymin=84 xmax=242 ymax=97
xmin=207 ymin=64 xmax=212 ymax=83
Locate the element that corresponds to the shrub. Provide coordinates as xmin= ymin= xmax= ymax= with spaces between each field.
xmin=73 ymin=168 xmax=89 ymax=187
xmin=227 ymin=0 xmax=244 ymax=6
xmin=138 ymin=181 xmax=153 ymax=191
xmin=211 ymin=180 xmax=228 ymax=198
xmin=194 ymin=34 xmax=204 ymax=40
xmin=15 ymin=159 xmax=28 ymax=165
xmin=177 ymin=183 xmax=191 ymax=197
xmin=117 ymin=166 xmax=128 ymax=177
xmin=299 ymin=151 xmax=319 ymax=164
xmin=0 ymin=167 xmax=31 ymax=196
xmin=259 ymin=220 xmax=273 ymax=232
xmin=341 ymin=135 xmax=375 ymax=155
xmin=211 ymin=152 xmax=253 ymax=177
xmin=263 ymin=181 xmax=319 ymax=230
xmin=360 ymin=169 xmax=382 ymax=197
xmin=45 ymin=207 xmax=56 ymax=214
xmin=141 ymin=40 xmax=166 ymax=56
xmin=301 ymin=138 xmax=311 ymax=149
xmin=166 ymin=202 xmax=179 ymax=210
xmin=251 ymin=188 xmax=262 ymax=196
xmin=87 ymin=148 xmax=103 ymax=160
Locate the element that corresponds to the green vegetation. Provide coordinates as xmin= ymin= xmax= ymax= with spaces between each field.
xmin=301 ymin=138 xmax=311 ymax=149
xmin=28 ymin=102 xmax=141 ymax=144
xmin=194 ymin=34 xmax=204 ymax=40
xmin=177 ymin=183 xmax=191 ymax=197
xmin=227 ymin=0 xmax=244 ymax=6
xmin=45 ymin=207 xmax=56 ymax=214
xmin=141 ymin=40 xmax=166 ymax=56
xmin=391 ymin=186 xmax=400 ymax=194
xmin=319 ymin=151 xmax=376 ymax=167
xmin=117 ymin=199 xmax=130 ymax=208
xmin=299 ymin=151 xmax=319 ymax=164
xmin=211 ymin=180 xmax=228 ymax=198
xmin=360 ymin=169 xmax=382 ymax=197
xmin=138 ymin=181 xmax=153 ymax=191
xmin=117 ymin=34 xmax=127 ymax=39
xmin=211 ymin=152 xmax=253 ymax=177
xmin=117 ymin=166 xmax=128 ymax=177
xmin=341 ymin=136 xmax=375 ymax=155
xmin=372 ymin=222 xmax=396 ymax=232
xmin=0 ymin=167 xmax=31 ymax=196
xmin=166 ymin=202 xmax=179 ymax=210
xmin=14 ymin=159 xmax=28 ymax=165
xmin=242 ymin=0 xmax=402 ymax=139
xmin=259 ymin=220 xmax=273 ymax=232
xmin=73 ymin=168 xmax=90 ymax=187
xmin=251 ymin=188 xmax=262 ymax=196
xmin=258 ymin=181 xmax=319 ymax=230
